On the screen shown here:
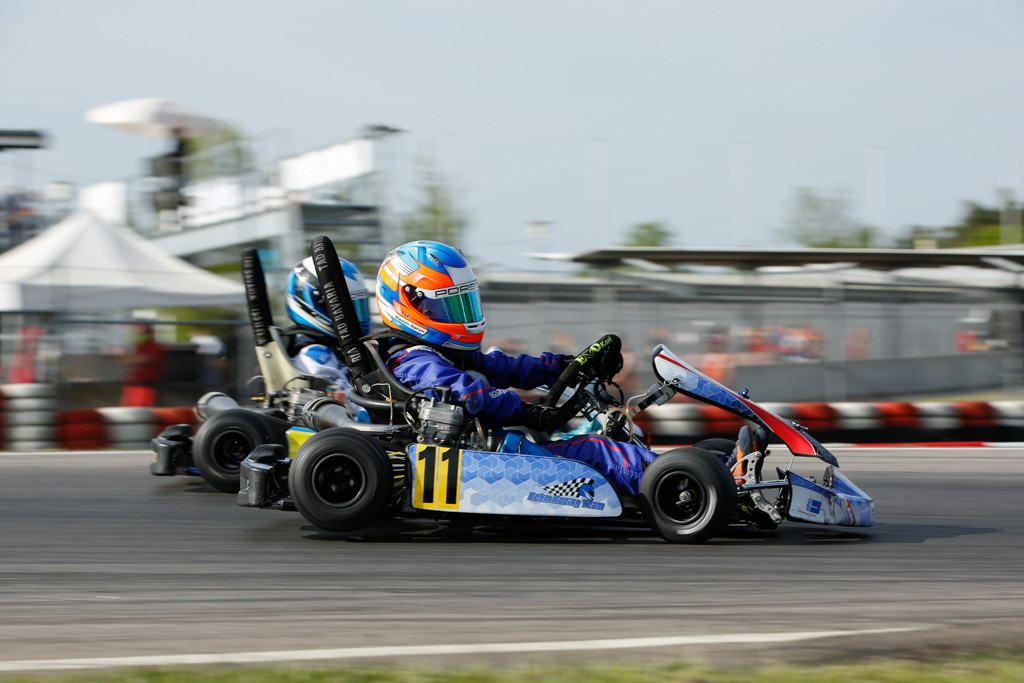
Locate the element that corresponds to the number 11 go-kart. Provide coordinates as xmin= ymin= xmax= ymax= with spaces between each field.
xmin=238 ymin=337 xmax=874 ymax=544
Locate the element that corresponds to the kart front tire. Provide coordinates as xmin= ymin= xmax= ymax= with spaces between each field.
xmin=639 ymin=447 xmax=737 ymax=544
xmin=289 ymin=428 xmax=392 ymax=533
xmin=192 ymin=409 xmax=289 ymax=493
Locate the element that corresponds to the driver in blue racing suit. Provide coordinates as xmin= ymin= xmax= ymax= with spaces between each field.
xmin=285 ymin=255 xmax=373 ymax=422
xmin=374 ymin=240 xmax=657 ymax=494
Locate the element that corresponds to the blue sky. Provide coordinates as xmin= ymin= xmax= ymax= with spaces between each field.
xmin=3 ymin=1 xmax=1023 ymax=269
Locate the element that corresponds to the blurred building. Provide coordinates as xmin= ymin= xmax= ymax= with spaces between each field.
xmin=76 ymin=130 xmax=398 ymax=288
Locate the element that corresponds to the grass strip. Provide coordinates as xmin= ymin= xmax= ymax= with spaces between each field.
xmin=4 ymin=647 xmax=1024 ymax=683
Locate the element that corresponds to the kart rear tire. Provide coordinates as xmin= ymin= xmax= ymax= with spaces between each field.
xmin=192 ymin=409 xmax=289 ymax=493
xmin=639 ymin=447 xmax=737 ymax=544
xmin=289 ymin=428 xmax=392 ymax=533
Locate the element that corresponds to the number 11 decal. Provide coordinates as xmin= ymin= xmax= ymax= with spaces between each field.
xmin=413 ymin=446 xmax=462 ymax=510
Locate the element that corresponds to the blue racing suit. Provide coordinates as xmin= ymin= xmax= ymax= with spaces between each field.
xmin=387 ymin=343 xmax=657 ymax=495
xmin=293 ymin=342 xmax=370 ymax=422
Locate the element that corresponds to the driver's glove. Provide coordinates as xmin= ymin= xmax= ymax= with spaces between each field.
xmin=600 ymin=348 xmax=623 ymax=380
xmin=520 ymin=401 xmax=573 ymax=432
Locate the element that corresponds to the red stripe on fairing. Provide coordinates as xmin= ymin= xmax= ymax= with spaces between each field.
xmin=656 ymin=352 xmax=817 ymax=457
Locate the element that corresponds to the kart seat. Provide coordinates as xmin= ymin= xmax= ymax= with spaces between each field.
xmin=345 ymin=339 xmax=415 ymax=424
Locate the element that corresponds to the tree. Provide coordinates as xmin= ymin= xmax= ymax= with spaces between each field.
xmin=623 ymin=221 xmax=672 ymax=247
xmin=897 ymin=200 xmax=1020 ymax=249
xmin=780 ymin=188 xmax=880 ymax=248
xmin=401 ymin=158 xmax=467 ymax=249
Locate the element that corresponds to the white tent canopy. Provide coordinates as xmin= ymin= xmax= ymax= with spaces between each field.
xmin=85 ymin=97 xmax=221 ymax=139
xmin=0 ymin=212 xmax=245 ymax=312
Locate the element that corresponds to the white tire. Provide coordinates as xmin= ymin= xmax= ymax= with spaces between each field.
xmin=990 ymin=401 xmax=1024 ymax=419
xmin=0 ymin=384 xmax=57 ymax=399
xmin=4 ymin=425 xmax=55 ymax=441
xmin=829 ymin=402 xmax=880 ymax=418
xmin=2 ymin=411 xmax=57 ymax=426
xmin=646 ymin=403 xmax=703 ymax=421
xmin=97 ymin=407 xmax=156 ymax=424
xmin=4 ymin=397 xmax=59 ymax=412
xmin=107 ymin=423 xmax=159 ymax=442
xmin=760 ymin=402 xmax=796 ymax=418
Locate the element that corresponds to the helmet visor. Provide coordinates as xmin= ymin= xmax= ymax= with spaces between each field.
xmin=415 ymin=289 xmax=483 ymax=324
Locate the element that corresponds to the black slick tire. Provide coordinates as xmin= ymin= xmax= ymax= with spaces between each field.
xmin=639 ymin=447 xmax=737 ymax=544
xmin=288 ymin=428 xmax=392 ymax=533
xmin=192 ymin=409 xmax=290 ymax=493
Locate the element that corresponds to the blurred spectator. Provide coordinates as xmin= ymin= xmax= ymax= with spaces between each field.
xmin=119 ymin=325 xmax=166 ymax=406
xmin=3 ymin=188 xmax=39 ymax=247
xmin=190 ymin=332 xmax=227 ymax=387
xmin=698 ymin=330 xmax=735 ymax=386
xmin=779 ymin=325 xmax=823 ymax=362
xmin=846 ymin=327 xmax=871 ymax=358
xmin=7 ymin=326 xmax=43 ymax=383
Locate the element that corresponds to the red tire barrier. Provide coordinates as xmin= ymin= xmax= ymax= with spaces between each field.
xmin=953 ymin=401 xmax=995 ymax=428
xmin=58 ymin=409 xmax=104 ymax=424
xmin=150 ymin=406 xmax=199 ymax=427
xmin=56 ymin=422 xmax=108 ymax=442
xmin=873 ymin=402 xmax=919 ymax=430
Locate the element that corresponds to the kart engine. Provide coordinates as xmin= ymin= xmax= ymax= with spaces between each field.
xmin=414 ymin=398 xmax=466 ymax=446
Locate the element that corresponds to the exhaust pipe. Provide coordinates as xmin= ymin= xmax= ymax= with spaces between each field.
xmin=302 ymin=396 xmax=409 ymax=438
xmin=301 ymin=396 xmax=350 ymax=431
xmin=196 ymin=392 xmax=240 ymax=420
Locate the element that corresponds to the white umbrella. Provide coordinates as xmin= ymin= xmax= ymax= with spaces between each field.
xmin=86 ymin=97 xmax=222 ymax=139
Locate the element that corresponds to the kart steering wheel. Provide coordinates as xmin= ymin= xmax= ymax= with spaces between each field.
xmin=542 ymin=334 xmax=622 ymax=409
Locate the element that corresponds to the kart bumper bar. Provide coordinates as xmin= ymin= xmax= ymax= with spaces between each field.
xmin=149 ymin=424 xmax=194 ymax=476
xmin=237 ymin=444 xmax=293 ymax=509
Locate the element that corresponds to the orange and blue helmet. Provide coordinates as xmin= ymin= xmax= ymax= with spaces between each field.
xmin=286 ymin=256 xmax=371 ymax=338
xmin=376 ymin=240 xmax=485 ymax=351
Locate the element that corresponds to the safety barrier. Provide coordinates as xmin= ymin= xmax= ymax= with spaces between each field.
xmin=0 ymin=384 xmax=200 ymax=451
xmin=0 ymin=384 xmax=58 ymax=451
xmin=636 ymin=398 xmax=1024 ymax=445
xmin=0 ymin=385 xmax=1022 ymax=450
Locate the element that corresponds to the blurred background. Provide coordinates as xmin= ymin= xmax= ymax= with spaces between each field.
xmin=1 ymin=0 xmax=1023 ymax=412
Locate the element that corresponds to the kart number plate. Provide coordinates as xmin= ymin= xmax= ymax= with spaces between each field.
xmin=413 ymin=445 xmax=462 ymax=510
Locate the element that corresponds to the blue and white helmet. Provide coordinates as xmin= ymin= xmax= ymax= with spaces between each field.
xmin=286 ymin=256 xmax=371 ymax=337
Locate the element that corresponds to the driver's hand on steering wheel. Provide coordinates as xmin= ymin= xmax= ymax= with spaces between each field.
xmin=583 ymin=333 xmax=622 ymax=382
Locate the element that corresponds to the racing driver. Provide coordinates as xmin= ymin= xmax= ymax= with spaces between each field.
xmin=284 ymin=255 xmax=373 ymax=421
xmin=374 ymin=239 xmax=657 ymax=494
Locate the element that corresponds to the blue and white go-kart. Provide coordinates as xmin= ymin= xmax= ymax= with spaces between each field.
xmin=238 ymin=334 xmax=873 ymax=544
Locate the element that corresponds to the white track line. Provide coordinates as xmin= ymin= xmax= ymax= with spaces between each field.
xmin=0 ymin=627 xmax=925 ymax=672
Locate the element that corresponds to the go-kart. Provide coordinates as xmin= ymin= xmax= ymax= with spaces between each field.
xmin=237 ymin=330 xmax=874 ymax=543
xmin=149 ymin=246 xmax=368 ymax=492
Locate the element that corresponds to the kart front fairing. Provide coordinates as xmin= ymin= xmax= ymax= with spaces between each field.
xmin=652 ymin=345 xmax=838 ymax=467
xmin=652 ymin=345 xmax=873 ymax=528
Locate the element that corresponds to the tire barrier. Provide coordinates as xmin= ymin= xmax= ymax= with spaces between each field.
xmin=1 ymin=384 xmax=57 ymax=451
xmin=641 ymin=398 xmax=1024 ymax=446
xmin=1 ymin=390 xmax=1023 ymax=450
xmin=0 ymin=386 xmax=202 ymax=450
xmin=97 ymin=407 xmax=161 ymax=450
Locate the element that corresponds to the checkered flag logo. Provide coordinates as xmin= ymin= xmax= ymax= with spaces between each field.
xmin=542 ymin=478 xmax=596 ymax=500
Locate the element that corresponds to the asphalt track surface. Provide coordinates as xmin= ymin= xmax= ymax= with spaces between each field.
xmin=2 ymin=447 xmax=1024 ymax=673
